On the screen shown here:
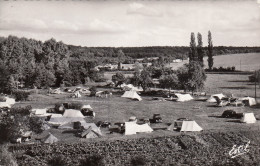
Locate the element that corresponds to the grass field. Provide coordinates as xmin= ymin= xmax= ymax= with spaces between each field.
xmin=14 ymin=73 xmax=260 ymax=143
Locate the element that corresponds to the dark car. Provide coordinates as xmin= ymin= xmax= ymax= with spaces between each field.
xmin=174 ymin=118 xmax=191 ymax=130
xmin=97 ymin=121 xmax=111 ymax=128
xmin=221 ymin=110 xmax=237 ymax=118
xmin=150 ymin=114 xmax=162 ymax=123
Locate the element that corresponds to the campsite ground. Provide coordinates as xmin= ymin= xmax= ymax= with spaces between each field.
xmin=14 ymin=73 xmax=260 ymax=142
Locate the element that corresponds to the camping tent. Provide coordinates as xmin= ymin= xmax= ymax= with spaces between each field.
xmin=48 ymin=113 xmax=84 ymax=126
xmin=238 ymin=97 xmax=257 ymax=106
xmin=240 ymin=113 xmax=256 ymax=123
xmin=121 ymin=91 xmax=142 ymax=101
xmin=81 ymin=126 xmax=102 ymax=138
xmin=125 ymin=122 xmax=153 ymax=135
xmin=175 ymin=93 xmax=193 ymax=102
xmin=72 ymin=91 xmax=81 ymax=98
xmin=0 ymin=97 xmax=15 ymax=108
xmin=81 ymin=122 xmax=102 ymax=135
xmin=33 ymin=109 xmax=47 ymax=115
xmin=82 ymin=105 xmax=92 ymax=110
xmin=63 ymin=109 xmax=84 ymax=118
xmin=42 ymin=133 xmax=59 ymax=144
xmin=207 ymin=94 xmax=225 ymax=103
xmin=122 ymin=84 xmax=143 ymax=92
xmin=179 ymin=121 xmax=203 ymax=132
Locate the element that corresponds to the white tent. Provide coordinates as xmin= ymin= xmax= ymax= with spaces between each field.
xmin=42 ymin=133 xmax=59 ymax=144
xmin=0 ymin=97 xmax=15 ymax=108
xmin=125 ymin=122 xmax=153 ymax=135
xmin=63 ymin=109 xmax=84 ymax=118
xmin=122 ymin=84 xmax=143 ymax=92
xmin=72 ymin=91 xmax=81 ymax=98
xmin=240 ymin=113 xmax=256 ymax=123
xmin=180 ymin=121 xmax=203 ymax=132
xmin=207 ymin=93 xmax=225 ymax=103
xmin=81 ymin=122 xmax=102 ymax=136
xmin=48 ymin=113 xmax=84 ymax=126
xmin=121 ymin=91 xmax=142 ymax=101
xmin=33 ymin=109 xmax=47 ymax=115
xmin=175 ymin=93 xmax=193 ymax=102
xmin=82 ymin=105 xmax=92 ymax=110
xmin=238 ymin=97 xmax=257 ymax=106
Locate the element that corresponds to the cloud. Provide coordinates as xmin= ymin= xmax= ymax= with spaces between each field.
xmin=0 ymin=18 xmax=128 ymax=35
xmin=127 ymin=2 xmax=163 ymax=17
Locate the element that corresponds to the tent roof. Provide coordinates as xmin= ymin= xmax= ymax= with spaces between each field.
xmin=33 ymin=109 xmax=47 ymax=115
xmin=82 ymin=105 xmax=92 ymax=109
xmin=238 ymin=97 xmax=257 ymax=106
xmin=180 ymin=121 xmax=203 ymax=132
xmin=63 ymin=109 xmax=84 ymax=118
xmin=175 ymin=93 xmax=193 ymax=102
xmin=207 ymin=93 xmax=225 ymax=103
xmin=43 ymin=133 xmax=58 ymax=144
xmin=240 ymin=113 xmax=256 ymax=123
xmin=125 ymin=122 xmax=153 ymax=135
xmin=121 ymin=91 xmax=142 ymax=101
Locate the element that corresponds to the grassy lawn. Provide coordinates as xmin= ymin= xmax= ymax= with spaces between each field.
xmin=13 ymin=73 xmax=260 ymax=142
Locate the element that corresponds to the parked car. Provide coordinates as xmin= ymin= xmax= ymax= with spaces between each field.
xmin=150 ymin=114 xmax=162 ymax=123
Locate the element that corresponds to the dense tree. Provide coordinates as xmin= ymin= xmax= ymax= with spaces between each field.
xmin=177 ymin=62 xmax=206 ymax=93
xmin=207 ymin=31 xmax=214 ymax=70
xmin=138 ymin=68 xmax=154 ymax=92
xmin=197 ymin=33 xmax=204 ymax=66
xmin=189 ymin=32 xmax=198 ymax=62
xmin=112 ymin=72 xmax=125 ymax=87
xmin=159 ymin=74 xmax=179 ymax=91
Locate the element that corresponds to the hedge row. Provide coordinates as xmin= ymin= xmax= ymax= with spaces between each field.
xmin=9 ymin=131 xmax=260 ymax=166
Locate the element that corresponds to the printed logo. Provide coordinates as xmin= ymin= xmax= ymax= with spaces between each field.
xmin=229 ymin=141 xmax=250 ymax=158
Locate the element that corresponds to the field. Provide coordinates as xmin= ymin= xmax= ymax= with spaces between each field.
xmin=15 ymin=73 xmax=260 ymax=142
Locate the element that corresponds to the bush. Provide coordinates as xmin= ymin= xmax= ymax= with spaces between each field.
xmin=0 ymin=145 xmax=18 ymax=166
xmin=12 ymin=90 xmax=30 ymax=101
xmin=131 ymin=156 xmax=147 ymax=166
xmin=0 ymin=95 xmax=6 ymax=102
xmin=29 ymin=117 xmax=44 ymax=134
xmin=89 ymin=86 xmax=97 ymax=97
xmin=48 ymin=155 xmax=67 ymax=166
xmin=79 ymin=155 xmax=105 ymax=166
xmin=10 ymin=105 xmax=32 ymax=116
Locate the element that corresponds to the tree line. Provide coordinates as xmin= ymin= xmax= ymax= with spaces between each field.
xmin=0 ymin=34 xmax=259 ymax=94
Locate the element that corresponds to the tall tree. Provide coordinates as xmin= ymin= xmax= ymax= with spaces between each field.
xmin=112 ymin=72 xmax=125 ymax=87
xmin=189 ymin=32 xmax=198 ymax=63
xmin=197 ymin=33 xmax=204 ymax=66
xmin=207 ymin=31 xmax=214 ymax=70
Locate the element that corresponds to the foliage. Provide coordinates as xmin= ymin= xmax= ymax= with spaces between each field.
xmin=177 ymin=62 xmax=206 ymax=92
xmin=131 ymin=156 xmax=147 ymax=166
xmin=187 ymin=61 xmax=207 ymax=93
xmin=112 ymin=72 xmax=125 ymax=87
xmin=89 ymin=86 xmax=97 ymax=96
xmin=11 ymin=90 xmax=30 ymax=101
xmin=48 ymin=155 xmax=68 ymax=166
xmin=131 ymin=67 xmax=153 ymax=92
xmin=207 ymin=31 xmax=214 ymax=70
xmin=9 ymin=105 xmax=32 ymax=116
xmin=159 ymin=74 xmax=179 ymax=90
xmin=0 ymin=145 xmax=18 ymax=166
xmin=205 ymin=66 xmax=236 ymax=72
xmin=189 ymin=32 xmax=198 ymax=62
xmin=79 ymin=155 xmax=105 ymax=166
xmin=197 ymin=32 xmax=204 ymax=66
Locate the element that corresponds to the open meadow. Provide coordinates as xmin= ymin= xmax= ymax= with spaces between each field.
xmin=14 ymin=73 xmax=260 ymax=142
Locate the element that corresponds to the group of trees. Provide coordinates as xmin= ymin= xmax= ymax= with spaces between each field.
xmin=0 ymin=36 xmax=105 ymax=94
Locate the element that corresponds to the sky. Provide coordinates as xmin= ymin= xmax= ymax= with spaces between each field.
xmin=0 ymin=0 xmax=260 ymax=47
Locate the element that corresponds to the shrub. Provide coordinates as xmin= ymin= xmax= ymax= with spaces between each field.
xmin=131 ymin=156 xmax=147 ymax=166
xmin=0 ymin=95 xmax=6 ymax=102
xmin=10 ymin=105 xmax=32 ymax=116
xmin=48 ymin=155 xmax=67 ymax=166
xmin=79 ymin=155 xmax=105 ymax=166
xmin=0 ymin=145 xmax=18 ymax=166
xmin=29 ymin=117 xmax=44 ymax=134
xmin=89 ymin=86 xmax=97 ymax=97
xmin=12 ymin=90 xmax=30 ymax=101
